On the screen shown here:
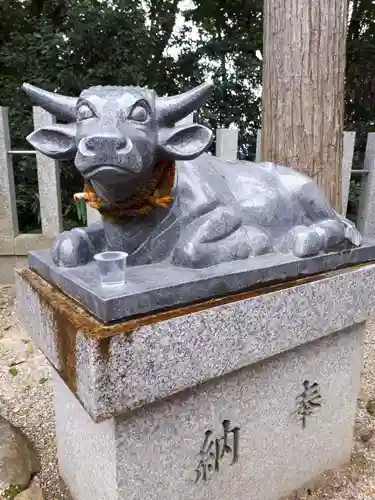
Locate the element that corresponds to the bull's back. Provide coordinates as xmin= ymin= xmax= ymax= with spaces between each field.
xmin=185 ymin=155 xmax=310 ymax=229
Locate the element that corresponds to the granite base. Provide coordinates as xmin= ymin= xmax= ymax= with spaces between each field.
xmin=15 ymin=264 xmax=375 ymax=499
xmin=53 ymin=325 xmax=363 ymax=500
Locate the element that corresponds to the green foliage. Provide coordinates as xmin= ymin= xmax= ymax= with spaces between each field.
xmin=345 ymin=0 xmax=375 ymax=131
xmin=345 ymin=0 xmax=375 ymax=219
xmin=175 ymin=0 xmax=263 ymax=159
xmin=347 ymin=179 xmax=362 ymax=223
xmin=75 ymin=199 xmax=87 ymax=225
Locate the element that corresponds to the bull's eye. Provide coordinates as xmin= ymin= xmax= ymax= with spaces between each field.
xmin=128 ymin=105 xmax=149 ymax=123
xmin=77 ymin=104 xmax=94 ymax=122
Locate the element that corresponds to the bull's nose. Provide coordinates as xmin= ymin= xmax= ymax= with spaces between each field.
xmin=83 ymin=135 xmax=129 ymax=152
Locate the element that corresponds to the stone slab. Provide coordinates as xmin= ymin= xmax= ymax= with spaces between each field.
xmin=15 ymin=263 xmax=375 ymax=421
xmin=14 ymin=234 xmax=53 ymax=255
xmin=0 ymin=236 xmax=15 ymax=255
xmin=358 ymin=133 xmax=375 ymax=238
xmin=28 ymin=240 xmax=375 ymax=322
xmin=1 ymin=256 xmax=28 ymax=285
xmin=53 ymin=324 xmax=363 ymax=500
xmin=0 ymin=107 xmax=19 ymax=241
xmin=32 ymin=107 xmax=63 ymax=237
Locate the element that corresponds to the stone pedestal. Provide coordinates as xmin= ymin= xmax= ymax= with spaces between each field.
xmin=15 ymin=264 xmax=375 ymax=500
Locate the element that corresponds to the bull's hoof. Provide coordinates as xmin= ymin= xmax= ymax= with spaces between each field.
xmin=51 ymin=229 xmax=94 ymax=267
xmin=284 ymin=225 xmax=322 ymax=258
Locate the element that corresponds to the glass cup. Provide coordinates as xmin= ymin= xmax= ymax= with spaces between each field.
xmin=94 ymin=251 xmax=128 ymax=288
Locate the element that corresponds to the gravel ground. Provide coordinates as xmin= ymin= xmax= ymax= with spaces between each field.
xmin=1 ymin=284 xmax=375 ymax=499
xmin=0 ymin=286 xmax=71 ymax=500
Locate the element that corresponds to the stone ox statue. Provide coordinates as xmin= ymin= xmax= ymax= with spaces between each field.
xmin=23 ymin=81 xmax=361 ymax=268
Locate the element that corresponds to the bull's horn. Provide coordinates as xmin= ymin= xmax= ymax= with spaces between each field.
xmin=156 ymin=81 xmax=214 ymax=125
xmin=22 ymin=83 xmax=78 ymax=122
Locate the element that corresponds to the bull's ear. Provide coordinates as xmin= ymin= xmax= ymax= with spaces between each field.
xmin=26 ymin=123 xmax=77 ymax=160
xmin=158 ymin=124 xmax=213 ymax=160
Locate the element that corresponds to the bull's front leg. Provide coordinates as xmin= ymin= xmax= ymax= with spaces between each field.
xmin=51 ymin=222 xmax=105 ymax=267
xmin=172 ymin=206 xmax=269 ymax=268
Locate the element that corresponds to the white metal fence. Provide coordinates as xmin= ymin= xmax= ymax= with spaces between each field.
xmin=0 ymin=105 xmax=374 ymax=261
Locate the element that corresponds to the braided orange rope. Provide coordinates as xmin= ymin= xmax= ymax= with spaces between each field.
xmin=74 ymin=160 xmax=176 ymax=220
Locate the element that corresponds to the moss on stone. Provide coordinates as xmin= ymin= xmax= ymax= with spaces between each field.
xmin=3 ymin=485 xmax=25 ymax=499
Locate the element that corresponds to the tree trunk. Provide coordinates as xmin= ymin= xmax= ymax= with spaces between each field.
xmin=261 ymin=0 xmax=348 ymax=211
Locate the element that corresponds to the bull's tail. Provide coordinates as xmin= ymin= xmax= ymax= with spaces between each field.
xmin=336 ymin=212 xmax=362 ymax=247
xmin=344 ymin=222 xmax=362 ymax=247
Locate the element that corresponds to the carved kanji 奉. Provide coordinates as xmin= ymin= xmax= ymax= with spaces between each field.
xmin=23 ymin=81 xmax=362 ymax=269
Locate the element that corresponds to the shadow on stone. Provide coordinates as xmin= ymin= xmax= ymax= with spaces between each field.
xmin=0 ymin=415 xmax=40 ymax=498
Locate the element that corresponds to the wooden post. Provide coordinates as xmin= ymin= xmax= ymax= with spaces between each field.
xmin=261 ymin=0 xmax=348 ymax=211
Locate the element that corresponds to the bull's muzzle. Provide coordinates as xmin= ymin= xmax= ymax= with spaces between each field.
xmin=75 ymin=134 xmax=142 ymax=178
xmin=81 ymin=134 xmax=131 ymax=155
